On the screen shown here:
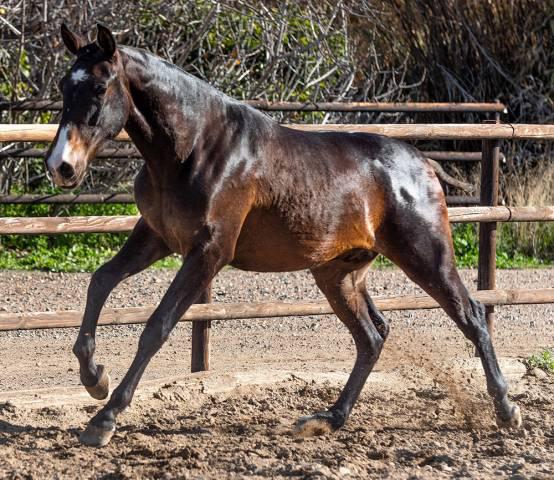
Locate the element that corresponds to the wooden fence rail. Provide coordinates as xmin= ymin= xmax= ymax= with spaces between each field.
xmin=0 ymin=193 xmax=479 ymax=206
xmin=2 ymin=123 xmax=554 ymax=142
xmin=0 ymin=287 xmax=551 ymax=331
xmin=0 ymin=100 xmax=507 ymax=113
xmin=0 ymin=206 xmax=552 ymax=235
xmin=0 ymin=215 xmax=138 ymax=234
xmin=0 ymin=147 xmax=486 ymax=162
xmin=0 ymin=147 xmax=141 ymax=159
xmin=0 ymin=194 xmax=136 ymax=204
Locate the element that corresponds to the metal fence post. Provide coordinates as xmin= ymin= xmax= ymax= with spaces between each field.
xmin=191 ymin=284 xmax=212 ymax=372
xmin=478 ymin=121 xmax=501 ymax=336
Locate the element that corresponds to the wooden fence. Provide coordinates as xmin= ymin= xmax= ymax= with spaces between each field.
xmin=0 ymin=206 xmax=552 ymax=235
xmin=3 ymin=122 xmax=554 ymax=141
xmin=0 ymin=98 xmax=510 ymax=209
xmin=1 ymin=102 xmax=553 ymax=372
xmin=0 ymin=99 xmax=507 ymax=113
xmin=1 ymin=288 xmax=552 ymax=331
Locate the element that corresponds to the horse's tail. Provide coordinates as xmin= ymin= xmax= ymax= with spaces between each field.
xmin=427 ymin=158 xmax=474 ymax=193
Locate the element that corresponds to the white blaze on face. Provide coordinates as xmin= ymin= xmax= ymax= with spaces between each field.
xmin=47 ymin=125 xmax=69 ymax=171
xmin=47 ymin=125 xmax=86 ymax=173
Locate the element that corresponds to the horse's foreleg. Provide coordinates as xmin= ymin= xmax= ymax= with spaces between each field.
xmin=74 ymin=218 xmax=170 ymax=400
xmin=79 ymin=226 xmax=231 ymax=447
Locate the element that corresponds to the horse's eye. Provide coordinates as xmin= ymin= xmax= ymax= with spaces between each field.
xmin=94 ymin=84 xmax=107 ymax=95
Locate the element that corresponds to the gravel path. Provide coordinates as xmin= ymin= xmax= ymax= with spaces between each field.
xmin=0 ymin=267 xmax=552 ymax=479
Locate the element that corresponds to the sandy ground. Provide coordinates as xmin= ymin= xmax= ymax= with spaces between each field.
xmin=0 ymin=267 xmax=552 ymax=479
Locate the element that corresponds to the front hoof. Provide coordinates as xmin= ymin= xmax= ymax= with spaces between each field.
xmin=293 ymin=411 xmax=345 ymax=438
xmin=79 ymin=423 xmax=115 ymax=447
xmin=84 ymin=365 xmax=110 ymax=400
xmin=496 ymin=404 xmax=522 ymax=429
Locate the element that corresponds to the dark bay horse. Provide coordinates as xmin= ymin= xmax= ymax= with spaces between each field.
xmin=45 ymin=23 xmax=521 ymax=447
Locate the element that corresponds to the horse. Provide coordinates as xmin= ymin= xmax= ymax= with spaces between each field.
xmin=45 ymin=23 xmax=521 ymax=447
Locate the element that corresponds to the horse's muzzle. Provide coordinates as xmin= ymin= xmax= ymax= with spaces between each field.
xmin=58 ymin=161 xmax=76 ymax=180
xmin=48 ymin=161 xmax=83 ymax=189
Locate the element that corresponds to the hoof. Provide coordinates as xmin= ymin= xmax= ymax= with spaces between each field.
xmin=79 ymin=423 xmax=115 ymax=447
xmin=496 ymin=404 xmax=522 ymax=429
xmin=293 ymin=411 xmax=344 ymax=438
xmin=84 ymin=365 xmax=110 ymax=400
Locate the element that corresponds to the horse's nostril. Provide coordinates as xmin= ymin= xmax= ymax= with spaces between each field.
xmin=58 ymin=161 xmax=75 ymax=179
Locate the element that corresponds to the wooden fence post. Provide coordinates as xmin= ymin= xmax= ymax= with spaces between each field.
xmin=478 ymin=121 xmax=501 ymax=337
xmin=191 ymin=284 xmax=212 ymax=372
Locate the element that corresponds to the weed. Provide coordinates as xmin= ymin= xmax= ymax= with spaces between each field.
xmin=525 ymin=349 xmax=554 ymax=374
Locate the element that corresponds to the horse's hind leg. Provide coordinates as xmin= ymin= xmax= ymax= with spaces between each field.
xmin=378 ymin=216 xmax=521 ymax=429
xmin=295 ymin=252 xmax=389 ymax=437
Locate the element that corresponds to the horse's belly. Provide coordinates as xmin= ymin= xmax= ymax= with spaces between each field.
xmin=229 ymin=208 xmax=316 ymax=271
xmin=230 ymin=207 xmax=372 ymax=272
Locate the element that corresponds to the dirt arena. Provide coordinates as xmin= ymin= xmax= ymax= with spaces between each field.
xmin=0 ymin=268 xmax=552 ymax=479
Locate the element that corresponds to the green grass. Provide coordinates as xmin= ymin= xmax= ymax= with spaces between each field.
xmin=451 ymin=223 xmax=548 ymax=269
xmin=525 ymin=349 xmax=554 ymax=374
xmin=373 ymin=223 xmax=548 ymax=270
xmin=0 ymin=205 xmax=550 ymax=272
xmin=0 ymin=203 xmax=187 ymax=272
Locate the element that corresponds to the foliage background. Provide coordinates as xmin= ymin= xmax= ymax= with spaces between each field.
xmin=0 ymin=0 xmax=552 ymax=270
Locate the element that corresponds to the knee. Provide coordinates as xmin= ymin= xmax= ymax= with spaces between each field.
xmin=139 ymin=320 xmax=170 ymax=351
xmin=363 ymin=294 xmax=390 ymax=340
xmin=468 ymin=298 xmax=487 ymax=330
xmin=109 ymin=388 xmax=133 ymax=412
xmin=73 ymin=335 xmax=95 ymax=359
xmin=372 ymin=313 xmax=390 ymax=340
xmin=89 ymin=263 xmax=121 ymax=294
xmin=356 ymin=332 xmax=384 ymax=361
xmin=460 ymin=298 xmax=489 ymax=342
xmin=469 ymin=298 xmax=485 ymax=322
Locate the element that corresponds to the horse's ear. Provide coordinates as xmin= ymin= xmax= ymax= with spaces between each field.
xmin=96 ymin=23 xmax=116 ymax=58
xmin=61 ymin=23 xmax=86 ymax=55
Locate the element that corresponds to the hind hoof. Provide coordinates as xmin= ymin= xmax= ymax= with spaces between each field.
xmin=293 ymin=411 xmax=344 ymax=438
xmin=497 ymin=404 xmax=522 ymax=429
xmin=84 ymin=365 xmax=110 ymax=400
xmin=79 ymin=423 xmax=115 ymax=447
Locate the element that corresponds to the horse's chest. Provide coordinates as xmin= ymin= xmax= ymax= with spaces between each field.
xmin=144 ymin=203 xmax=196 ymax=253
xmin=134 ymin=172 xmax=199 ymax=254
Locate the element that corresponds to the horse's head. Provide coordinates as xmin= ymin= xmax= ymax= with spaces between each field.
xmin=45 ymin=24 xmax=130 ymax=189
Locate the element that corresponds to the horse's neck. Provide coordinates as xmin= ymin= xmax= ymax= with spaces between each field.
xmin=121 ymin=47 xmax=219 ymax=164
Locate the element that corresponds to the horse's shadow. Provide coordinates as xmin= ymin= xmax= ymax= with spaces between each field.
xmin=120 ymin=422 xmax=215 ymax=438
xmin=0 ymin=418 xmax=74 ymax=449
xmin=0 ymin=414 xmax=217 ymax=449
xmin=0 ymin=418 xmax=31 ymax=437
